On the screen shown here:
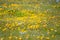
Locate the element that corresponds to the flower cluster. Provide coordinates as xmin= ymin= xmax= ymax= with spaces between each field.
xmin=0 ymin=0 xmax=60 ymax=40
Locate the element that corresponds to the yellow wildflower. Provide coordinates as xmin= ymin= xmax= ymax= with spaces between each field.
xmin=52 ymin=35 xmax=56 ymax=38
xmin=39 ymin=13 xmax=45 ymax=17
xmin=0 ymin=8 xmax=3 ymax=10
xmin=10 ymin=4 xmax=19 ymax=7
xmin=35 ymin=24 xmax=39 ymax=29
xmin=47 ymin=30 xmax=50 ymax=34
xmin=40 ymin=36 xmax=44 ymax=40
xmin=50 ymin=28 xmax=54 ymax=31
xmin=14 ymin=36 xmax=18 ymax=39
xmin=18 ymin=27 xmax=21 ymax=31
xmin=20 ymin=29 xmax=27 ymax=33
xmin=43 ymin=24 xmax=47 ymax=28
xmin=8 ymin=36 xmax=12 ymax=39
xmin=0 ymin=38 xmax=4 ymax=40
xmin=37 ymin=36 xmax=40 ymax=39
xmin=19 ymin=37 xmax=22 ymax=40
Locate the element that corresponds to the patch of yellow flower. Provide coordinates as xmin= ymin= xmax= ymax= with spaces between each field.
xmin=37 ymin=36 xmax=44 ymax=40
xmin=11 ymin=23 xmax=15 ymax=27
xmin=39 ymin=13 xmax=46 ymax=17
xmin=47 ymin=30 xmax=50 ymax=35
xmin=8 ymin=36 xmax=12 ymax=40
xmin=5 ymin=23 xmax=16 ymax=30
xmin=18 ymin=27 xmax=21 ymax=31
xmin=52 ymin=35 xmax=56 ymax=38
xmin=14 ymin=36 xmax=18 ymax=39
xmin=30 ymin=14 xmax=38 ymax=19
xmin=28 ymin=24 xmax=39 ymax=29
xmin=20 ymin=29 xmax=27 ymax=33
xmin=0 ymin=37 xmax=4 ymax=40
xmin=0 ymin=8 xmax=3 ymax=10
xmin=10 ymin=4 xmax=20 ymax=7
xmin=5 ymin=23 xmax=12 ymax=28
xmin=19 ymin=37 xmax=22 ymax=40
xmin=43 ymin=24 xmax=47 ymax=28
xmin=15 ymin=17 xmax=27 ymax=21
xmin=50 ymin=28 xmax=54 ymax=31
